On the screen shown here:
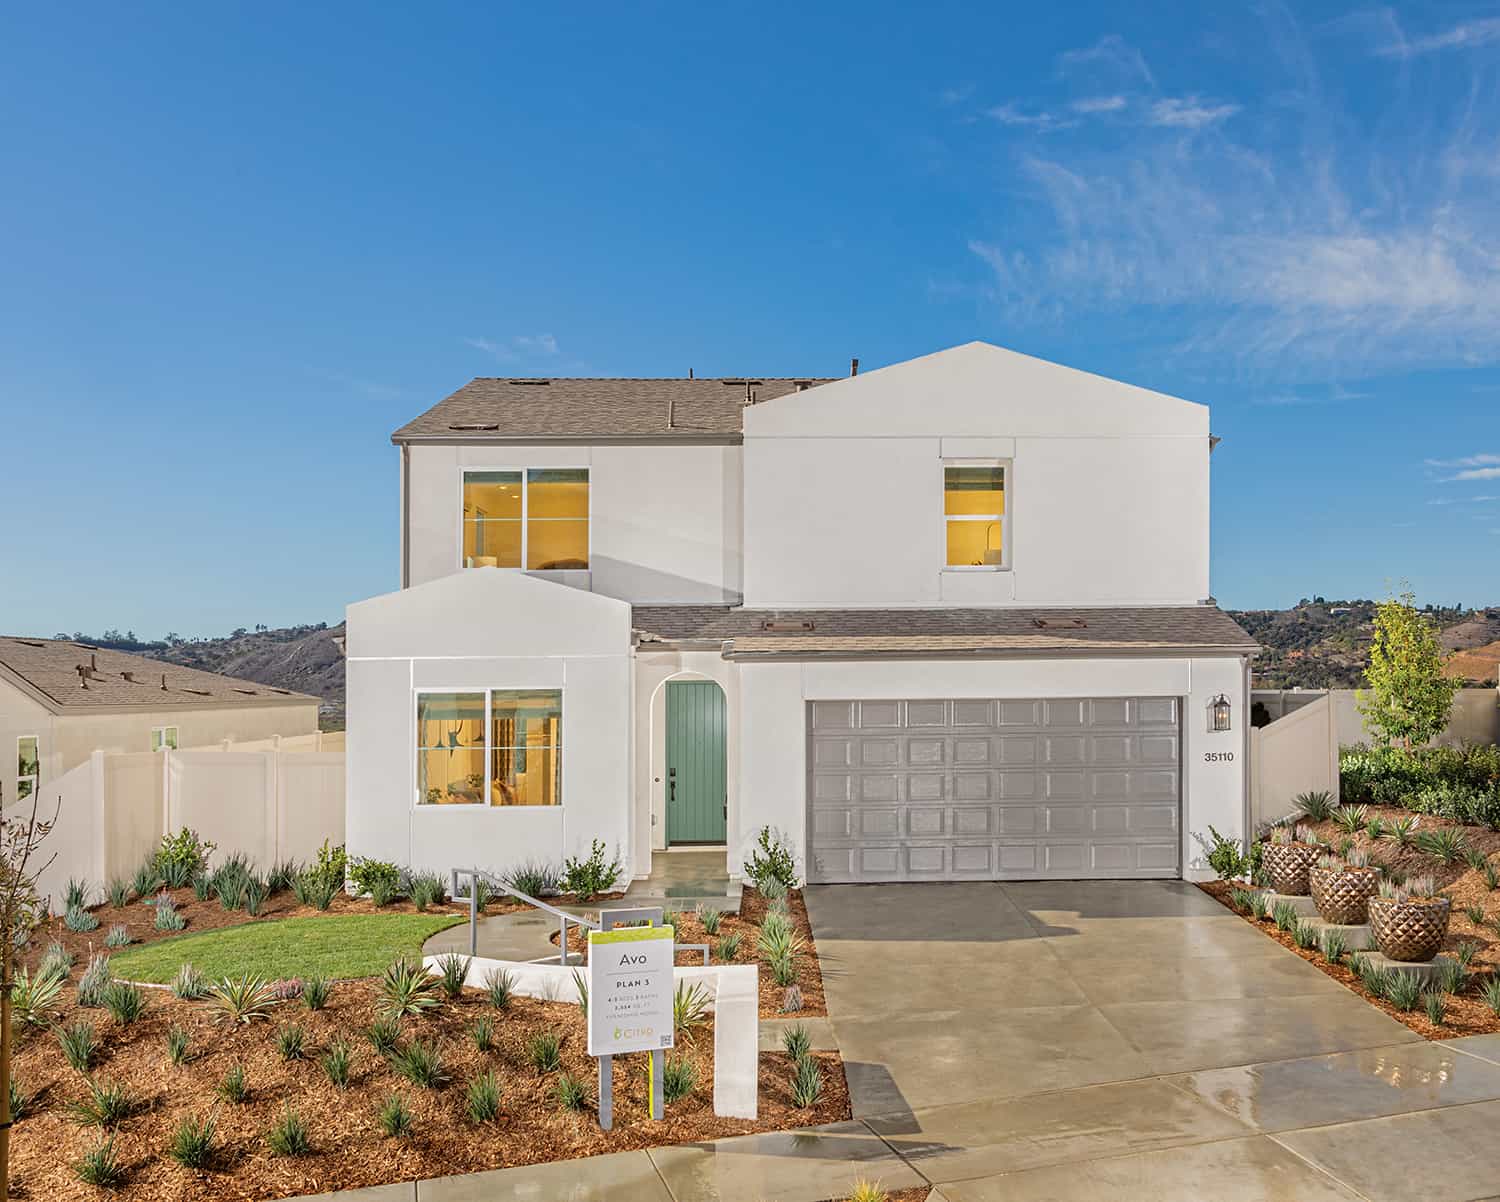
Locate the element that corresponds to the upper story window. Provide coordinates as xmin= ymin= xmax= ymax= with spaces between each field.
xmin=944 ymin=461 xmax=1007 ymax=570
xmin=16 ymin=735 xmax=38 ymax=801
xmin=151 ymin=726 xmax=179 ymax=752
xmin=416 ymin=688 xmax=562 ymax=807
xmin=462 ymin=469 xmax=589 ymax=571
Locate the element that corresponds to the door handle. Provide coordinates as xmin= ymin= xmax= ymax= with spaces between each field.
xmin=668 ymin=769 xmax=676 ymax=803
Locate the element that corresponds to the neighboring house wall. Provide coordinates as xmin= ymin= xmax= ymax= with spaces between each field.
xmin=0 ymin=677 xmax=53 ymax=806
xmin=405 ymin=442 xmax=743 ymax=603
xmin=736 ymin=653 xmax=1248 ymax=882
xmin=741 ymin=344 xmax=1211 ymax=608
xmin=345 ymin=570 xmax=635 ymax=879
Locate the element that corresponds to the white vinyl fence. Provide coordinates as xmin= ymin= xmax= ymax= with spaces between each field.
xmin=30 ymin=742 xmax=344 ymax=914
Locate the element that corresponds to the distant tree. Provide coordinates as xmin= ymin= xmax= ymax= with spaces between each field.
xmin=1358 ymin=588 xmax=1460 ymax=749
xmin=230 ymin=628 xmax=247 ymax=638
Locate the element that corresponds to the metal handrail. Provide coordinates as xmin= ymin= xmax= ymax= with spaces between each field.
xmin=450 ymin=867 xmax=600 ymax=965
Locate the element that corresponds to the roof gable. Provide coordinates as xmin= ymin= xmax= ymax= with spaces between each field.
xmin=743 ymin=342 xmax=1208 ymax=439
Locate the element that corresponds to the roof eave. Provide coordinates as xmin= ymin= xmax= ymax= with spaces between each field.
xmin=391 ymin=432 xmax=743 ymax=448
xmin=722 ymin=644 xmax=1259 ymax=662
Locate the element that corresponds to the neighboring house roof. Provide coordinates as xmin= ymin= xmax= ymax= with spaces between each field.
xmin=391 ymin=377 xmax=835 ymax=444
xmin=0 ymin=637 xmax=321 ymax=713
xmin=631 ymin=606 xmax=1258 ymax=659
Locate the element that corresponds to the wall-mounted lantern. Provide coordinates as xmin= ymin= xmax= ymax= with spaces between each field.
xmin=1208 ymin=693 xmax=1232 ymax=733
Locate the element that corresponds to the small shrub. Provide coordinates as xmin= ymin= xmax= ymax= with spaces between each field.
xmin=8 ymin=1076 xmax=33 ymax=1123
xmin=760 ymin=875 xmax=789 ymax=902
xmin=560 ymin=839 xmax=622 ymax=901
xmin=267 ymin=858 xmax=300 ymax=893
xmin=526 ymin=1031 xmax=562 ymax=1073
xmin=206 ymin=974 xmax=279 ymax=1024
xmin=661 ymin=1054 xmax=697 ymax=1103
xmin=465 ymin=1069 xmax=502 ymax=1123
xmin=244 ymin=877 xmax=267 ymax=916
xmin=267 ymin=1104 xmax=311 ymax=1156
xmin=1365 ymin=816 xmax=1386 ymax=840
xmin=379 ymin=957 xmax=441 ymax=1017
xmin=191 ymin=873 xmax=213 ymax=901
xmin=470 ymin=1015 xmax=495 ymax=1053
xmin=1292 ymin=920 xmax=1318 ymax=951
xmin=1319 ymin=927 xmax=1347 ymax=965
xmin=60 ymin=1020 xmax=100 ymax=1062
xmin=12 ymin=962 xmax=66 ymax=1029
xmin=130 ymin=861 xmax=160 ymax=900
xmin=1423 ymin=990 xmax=1446 ymax=1025
xmin=390 ymin=1037 xmax=447 ymax=1088
xmin=790 ymin=1055 xmax=823 ymax=1107
xmin=302 ymin=974 xmax=332 ymax=1011
xmin=1386 ymin=972 xmax=1424 ymax=1012
xmin=58 ymin=1021 xmax=100 ymax=1072
xmin=1293 ymin=790 xmax=1335 ymax=822
xmin=105 ymin=877 xmax=130 ymax=908
xmin=1415 ymin=827 xmax=1469 ymax=864
xmin=155 ymin=897 xmax=187 ymax=931
xmin=507 ymin=859 xmax=558 ymax=898
xmin=218 ymin=1063 xmax=249 ymax=1103
xmin=1436 ymin=958 xmax=1469 ymax=996
xmin=169 ymin=1111 xmax=217 ymax=1168
xmin=1480 ymin=974 xmax=1500 ymax=1016
xmin=1273 ymin=900 xmax=1300 ymax=932
xmin=554 ymin=1071 xmax=589 ymax=1111
xmin=1466 ymin=902 xmax=1488 ymax=925
xmin=155 ymin=828 xmax=216 ymax=883
xmin=435 ymin=953 xmax=471 ymax=1000
xmin=484 ymin=966 xmax=516 ymax=1011
xmin=1462 ymin=845 xmax=1490 ymax=871
xmin=166 ymin=1023 xmax=192 ymax=1066
xmin=40 ymin=939 xmax=75 ymax=977
xmin=1331 ymin=804 xmax=1368 ymax=834
xmin=73 ymin=1135 xmax=124 ymax=1187
xmin=781 ymin=1023 xmax=812 ymax=1061
xmin=744 ymin=825 xmax=798 ymax=890
xmin=716 ymin=931 xmax=743 ymax=962
xmin=1484 ymin=861 xmax=1500 ymax=891
xmin=369 ymin=876 xmax=400 ymax=907
xmin=1229 ymin=886 xmax=1253 ymax=911
xmin=277 ymin=1023 xmax=308 ymax=1061
xmin=299 ymin=872 xmax=339 ymax=911
xmin=320 ymin=1038 xmax=353 ymax=1088
xmin=100 ymin=980 xmax=146 ymax=1026
xmin=674 ymin=980 xmax=712 ymax=1043
xmin=77 ymin=952 xmax=111 ymax=1008
xmin=696 ymin=903 xmax=723 ymax=935
xmin=1383 ymin=816 xmax=1420 ymax=848
xmin=366 ymin=1014 xmax=403 ymax=1058
xmin=410 ymin=873 xmax=447 ymax=910
xmin=349 ymin=857 xmax=402 ymax=900
xmin=377 ymin=1091 xmax=415 ymax=1138
xmin=848 ymin=1182 xmax=890 ymax=1202
xmin=171 ymin=963 xmax=210 ymax=1000
xmin=64 ymin=878 xmax=91 ymax=910
xmin=64 ymin=904 xmax=99 ymax=933
xmin=1457 ymin=939 xmax=1481 ymax=967
xmin=70 ymin=1078 xmax=134 ymax=1127
xmin=1247 ymin=891 xmax=1271 ymax=921
xmin=104 ymin=922 xmax=131 ymax=949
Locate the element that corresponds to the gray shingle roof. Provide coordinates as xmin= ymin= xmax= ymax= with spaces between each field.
xmin=392 ymin=377 xmax=835 ymax=443
xmin=631 ymin=606 xmax=1258 ymax=658
xmin=0 ymin=638 xmax=321 ymax=711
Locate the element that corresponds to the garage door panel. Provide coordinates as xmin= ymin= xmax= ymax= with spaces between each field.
xmin=808 ymin=695 xmax=1182 ymax=883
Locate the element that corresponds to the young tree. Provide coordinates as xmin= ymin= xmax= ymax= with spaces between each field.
xmin=0 ymin=785 xmax=58 ymax=1202
xmin=1358 ymin=588 xmax=1461 ymax=748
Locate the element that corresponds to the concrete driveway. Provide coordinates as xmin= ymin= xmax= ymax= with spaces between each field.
xmin=803 ymin=879 xmax=1500 ymax=1202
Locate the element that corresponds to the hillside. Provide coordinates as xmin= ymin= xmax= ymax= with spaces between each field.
xmin=1229 ymin=600 xmax=1500 ymax=689
xmin=55 ymin=623 xmax=347 ymax=728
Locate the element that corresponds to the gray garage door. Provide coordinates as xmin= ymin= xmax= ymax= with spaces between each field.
xmin=807 ymin=697 xmax=1181 ymax=883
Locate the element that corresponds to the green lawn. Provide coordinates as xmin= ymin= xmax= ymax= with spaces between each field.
xmin=108 ymin=913 xmax=467 ymax=983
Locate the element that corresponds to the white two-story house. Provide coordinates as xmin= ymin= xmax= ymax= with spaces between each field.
xmin=345 ymin=342 xmax=1256 ymax=885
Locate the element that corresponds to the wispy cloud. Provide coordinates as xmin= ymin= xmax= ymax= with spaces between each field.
xmin=1058 ymin=35 xmax=1156 ymax=86
xmin=966 ymin=22 xmax=1500 ymax=375
xmin=1451 ymin=467 xmax=1500 ymax=482
xmin=1426 ymin=454 xmax=1500 ymax=469
xmin=1148 ymin=96 xmax=1239 ymax=129
xmin=1071 ymin=94 xmax=1127 ymax=114
xmin=464 ymin=334 xmax=561 ymax=362
xmin=1376 ymin=16 xmax=1500 ymax=58
xmin=986 ymin=103 xmax=1075 ymax=132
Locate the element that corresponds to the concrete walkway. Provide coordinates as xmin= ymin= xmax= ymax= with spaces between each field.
xmin=304 ymin=881 xmax=1500 ymax=1202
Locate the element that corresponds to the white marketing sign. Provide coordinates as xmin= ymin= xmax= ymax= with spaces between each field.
xmin=586 ymin=924 xmax=676 ymax=1057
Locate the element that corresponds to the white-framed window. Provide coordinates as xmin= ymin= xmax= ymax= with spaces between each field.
xmin=943 ymin=459 xmax=1008 ymax=570
xmin=415 ymin=688 xmax=562 ymax=808
xmin=461 ymin=468 xmax=590 ymax=571
xmin=151 ymin=726 xmax=179 ymax=752
xmin=16 ymin=735 xmax=39 ymax=802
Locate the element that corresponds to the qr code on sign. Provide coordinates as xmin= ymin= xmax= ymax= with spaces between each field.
xmin=660 ymin=1035 xmax=672 ymax=1047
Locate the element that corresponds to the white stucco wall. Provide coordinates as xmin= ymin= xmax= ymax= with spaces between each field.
xmin=735 ymin=653 xmax=1249 ymax=883
xmin=345 ymin=570 xmax=635 ymax=878
xmin=741 ymin=342 xmax=1211 ymax=608
xmin=405 ymin=442 xmax=743 ymax=603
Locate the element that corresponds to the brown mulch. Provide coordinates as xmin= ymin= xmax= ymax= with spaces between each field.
xmin=1201 ymin=879 xmax=1500 ymax=1039
xmin=551 ymin=888 xmax=829 ymax=1019
xmin=11 ymin=975 xmax=850 ymax=1201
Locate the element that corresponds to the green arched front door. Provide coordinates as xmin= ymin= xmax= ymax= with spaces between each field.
xmin=665 ymin=680 xmax=727 ymax=845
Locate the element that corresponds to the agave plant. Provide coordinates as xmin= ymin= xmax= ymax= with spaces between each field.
xmin=1292 ymin=790 xmax=1335 ymax=822
xmin=205 ymin=974 xmax=280 ymax=1024
xmin=1383 ymin=816 xmax=1420 ymax=848
xmin=378 ymin=957 xmax=441 ymax=1018
xmin=1415 ymin=828 xmax=1469 ymax=865
xmin=1331 ymin=804 xmax=1369 ymax=835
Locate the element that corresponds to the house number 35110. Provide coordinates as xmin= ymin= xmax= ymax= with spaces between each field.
xmin=1203 ymin=751 xmax=1235 ymax=763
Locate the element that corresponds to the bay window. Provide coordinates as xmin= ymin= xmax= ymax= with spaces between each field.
xmin=416 ymin=689 xmax=562 ymax=807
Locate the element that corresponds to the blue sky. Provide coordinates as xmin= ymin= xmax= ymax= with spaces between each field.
xmin=4 ymin=2 xmax=1500 ymax=637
